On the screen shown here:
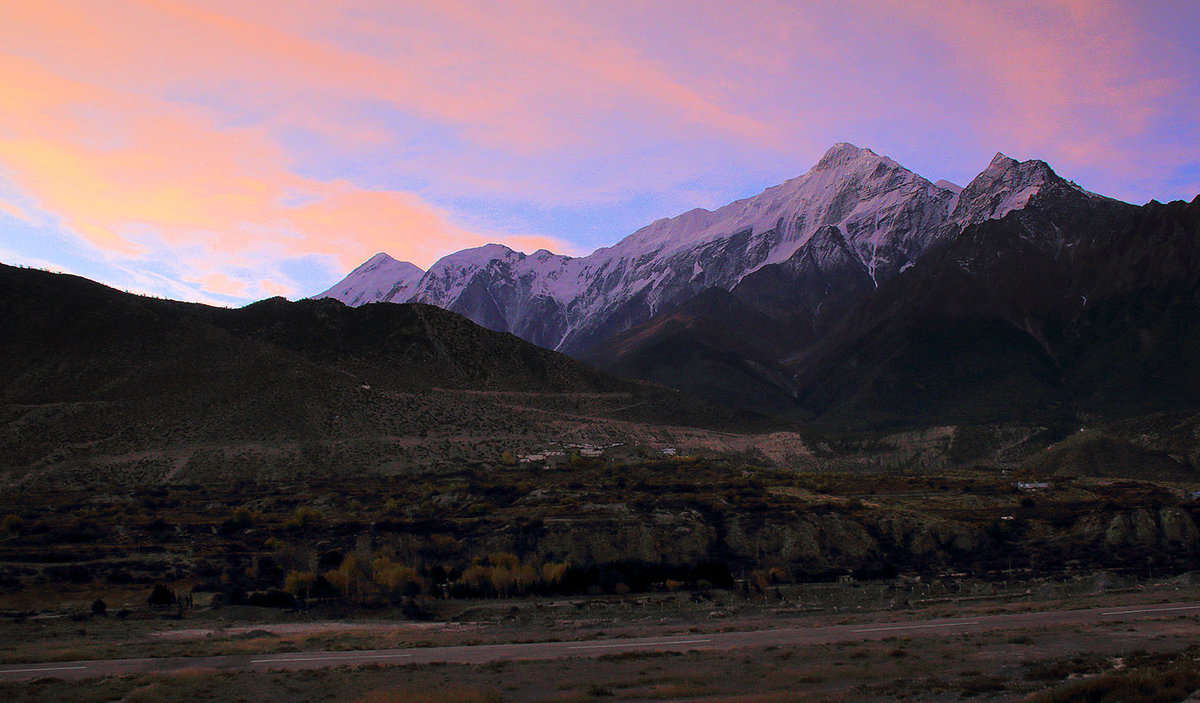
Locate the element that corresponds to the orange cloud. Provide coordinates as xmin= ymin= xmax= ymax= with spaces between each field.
xmin=259 ymin=279 xmax=292 ymax=297
xmin=0 ymin=200 xmax=32 ymax=225
xmin=191 ymin=272 xmax=249 ymax=298
xmin=0 ymin=51 xmax=568 ymax=286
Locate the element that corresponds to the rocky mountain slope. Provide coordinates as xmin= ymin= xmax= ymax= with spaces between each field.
xmin=580 ymin=287 xmax=805 ymax=416
xmin=581 ymin=152 xmax=1117 ymax=418
xmin=792 ymin=189 xmax=1200 ymax=428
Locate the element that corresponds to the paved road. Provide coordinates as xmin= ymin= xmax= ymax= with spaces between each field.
xmin=2 ymin=601 xmax=1198 ymax=681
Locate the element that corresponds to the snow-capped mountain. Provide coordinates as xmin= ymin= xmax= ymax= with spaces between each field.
xmin=950 ymin=152 xmax=1104 ymax=229
xmin=316 ymin=252 xmax=424 ymax=306
xmin=308 ymin=144 xmax=1200 ymax=429
xmin=321 ymin=144 xmax=1099 ymax=356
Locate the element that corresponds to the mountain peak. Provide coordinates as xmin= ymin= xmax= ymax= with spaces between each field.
xmin=815 ymin=142 xmax=877 ymax=170
xmin=981 ymin=152 xmax=1059 ymax=182
xmin=364 ymin=252 xmax=396 ymax=266
xmin=315 ymin=253 xmax=424 ymax=306
xmin=934 ymin=179 xmax=963 ymax=194
xmin=988 ymin=152 xmax=1019 ymax=170
xmin=430 ymin=243 xmax=519 ymax=271
xmin=338 ymin=252 xmax=422 ymax=280
xmin=951 ymin=153 xmax=1066 ymax=226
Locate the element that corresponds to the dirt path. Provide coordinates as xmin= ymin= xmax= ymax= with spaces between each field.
xmin=3 ymin=600 xmax=1197 ymax=681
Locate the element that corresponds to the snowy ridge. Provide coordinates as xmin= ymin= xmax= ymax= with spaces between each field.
xmin=609 ymin=142 xmax=950 ymax=267
xmin=322 ymin=145 xmax=1097 ymax=355
xmin=950 ymin=152 xmax=1095 ymax=227
xmin=414 ymin=245 xmax=580 ymax=309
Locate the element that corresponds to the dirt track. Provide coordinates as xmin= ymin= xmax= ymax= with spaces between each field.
xmin=2 ymin=600 xmax=1197 ymax=681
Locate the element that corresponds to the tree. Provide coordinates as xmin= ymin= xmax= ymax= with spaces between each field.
xmin=283 ymin=570 xmax=317 ymax=599
xmin=148 ymin=584 xmax=176 ymax=607
xmin=373 ymin=558 xmax=424 ymax=598
xmin=541 ymin=562 xmax=569 ymax=585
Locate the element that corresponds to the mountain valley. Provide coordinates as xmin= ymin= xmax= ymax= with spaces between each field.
xmin=4 ymin=144 xmax=1200 ymax=703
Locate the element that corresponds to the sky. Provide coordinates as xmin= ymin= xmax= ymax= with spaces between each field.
xmin=1 ymin=0 xmax=1198 ymax=306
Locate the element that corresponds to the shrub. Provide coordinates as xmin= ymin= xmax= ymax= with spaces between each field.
xmin=1 ymin=514 xmax=22 ymax=534
xmin=230 ymin=507 xmax=256 ymax=529
xmin=1026 ymin=667 xmax=1200 ymax=703
xmin=354 ymin=688 xmax=503 ymax=703
xmin=284 ymin=506 xmax=320 ymax=530
xmin=487 ymin=552 xmax=519 ymax=570
xmin=246 ymin=590 xmax=297 ymax=608
xmin=427 ymin=533 xmax=461 ymax=553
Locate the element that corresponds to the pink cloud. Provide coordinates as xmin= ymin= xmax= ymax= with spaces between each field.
xmin=888 ymin=0 xmax=1181 ymax=171
xmin=0 ymin=0 xmax=1194 ymax=306
xmin=0 ymin=1 xmax=766 ymax=300
xmin=3 ymin=1 xmax=769 ymax=153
